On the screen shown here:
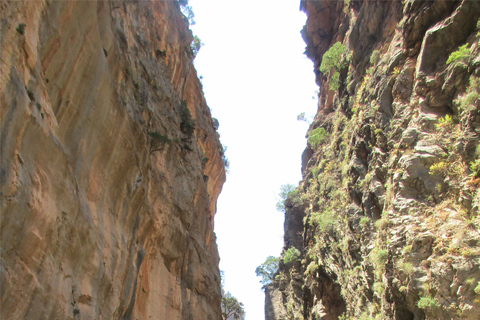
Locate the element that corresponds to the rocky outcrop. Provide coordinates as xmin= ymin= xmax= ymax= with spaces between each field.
xmin=0 ymin=1 xmax=225 ymax=319
xmin=267 ymin=1 xmax=480 ymax=319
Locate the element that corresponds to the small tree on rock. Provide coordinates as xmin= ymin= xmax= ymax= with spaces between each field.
xmin=222 ymin=291 xmax=245 ymax=320
xmin=255 ymin=256 xmax=279 ymax=289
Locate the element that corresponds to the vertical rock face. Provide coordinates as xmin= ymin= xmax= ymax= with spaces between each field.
xmin=267 ymin=1 xmax=480 ymax=320
xmin=1 ymin=1 xmax=225 ymax=319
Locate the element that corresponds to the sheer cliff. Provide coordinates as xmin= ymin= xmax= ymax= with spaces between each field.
xmin=267 ymin=1 xmax=480 ymax=320
xmin=1 ymin=1 xmax=225 ymax=319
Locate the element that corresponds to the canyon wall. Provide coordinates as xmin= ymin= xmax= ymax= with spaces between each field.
xmin=0 ymin=1 xmax=226 ymax=319
xmin=267 ymin=0 xmax=480 ymax=319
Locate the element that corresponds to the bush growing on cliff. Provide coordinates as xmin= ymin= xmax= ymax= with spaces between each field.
xmin=319 ymin=42 xmax=346 ymax=90
xmin=16 ymin=23 xmax=26 ymax=35
xmin=359 ymin=216 xmax=370 ymax=229
xmin=219 ymin=144 xmax=230 ymax=170
xmin=369 ymin=50 xmax=380 ymax=66
xmin=309 ymin=210 xmax=337 ymax=233
xmin=255 ymin=256 xmax=279 ymax=289
xmin=283 ymin=247 xmax=301 ymax=264
xmin=308 ymin=127 xmax=328 ymax=148
xmin=191 ymin=35 xmax=203 ymax=58
xmin=148 ymin=131 xmax=172 ymax=153
xmin=417 ymin=296 xmax=438 ymax=310
xmin=212 ymin=117 xmax=220 ymax=130
xmin=276 ymin=184 xmax=298 ymax=212
xmin=180 ymin=4 xmax=195 ymax=25
xmin=179 ymin=100 xmax=195 ymax=138
xmin=446 ymin=43 xmax=470 ymax=66
xmin=221 ymin=291 xmax=245 ymax=320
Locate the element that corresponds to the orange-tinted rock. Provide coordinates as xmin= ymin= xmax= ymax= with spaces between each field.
xmin=0 ymin=1 xmax=225 ymax=319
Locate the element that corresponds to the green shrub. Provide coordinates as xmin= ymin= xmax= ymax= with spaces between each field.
xmin=212 ymin=118 xmax=220 ymax=130
xmin=402 ymin=244 xmax=412 ymax=254
xmin=219 ymin=144 xmax=229 ymax=169
xmin=276 ymin=184 xmax=297 ymax=212
xmin=320 ymin=42 xmax=346 ymax=73
xmin=370 ymin=247 xmax=388 ymax=267
xmin=27 ymin=90 xmax=35 ymax=101
xmin=179 ymin=100 xmax=195 ymax=138
xmin=417 ymin=296 xmax=438 ymax=309
xmin=373 ymin=282 xmax=385 ymax=296
xmin=283 ymin=247 xmax=301 ymax=264
xmin=191 ymin=35 xmax=203 ymax=58
xmin=470 ymin=159 xmax=480 ymax=178
xmin=429 ymin=161 xmax=449 ymax=176
xmin=435 ymin=114 xmax=454 ymax=131
xmin=16 ymin=23 xmax=26 ymax=35
xmin=308 ymin=127 xmax=328 ymax=148
xmin=180 ymin=4 xmax=195 ymax=25
xmin=399 ymin=262 xmax=414 ymax=275
xmin=370 ymin=50 xmax=380 ymax=66
xmin=359 ymin=216 xmax=370 ymax=228
xmin=446 ymin=44 xmax=470 ymax=66
xmin=148 ymin=131 xmax=172 ymax=152
xmin=457 ymin=77 xmax=479 ymax=112
xmin=319 ymin=42 xmax=346 ymax=91
xmin=255 ymin=256 xmax=279 ymax=289
xmin=304 ymin=261 xmax=318 ymax=276
xmin=475 ymin=283 xmax=480 ymax=294
xmin=310 ymin=210 xmax=337 ymax=233
xmin=329 ymin=71 xmax=341 ymax=91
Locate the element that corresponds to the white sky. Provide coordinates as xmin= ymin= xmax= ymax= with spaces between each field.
xmin=189 ymin=1 xmax=318 ymax=319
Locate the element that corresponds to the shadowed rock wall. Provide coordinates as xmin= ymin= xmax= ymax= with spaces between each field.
xmin=267 ymin=1 xmax=480 ymax=319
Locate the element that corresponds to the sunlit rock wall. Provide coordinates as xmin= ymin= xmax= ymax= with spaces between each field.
xmin=0 ymin=1 xmax=225 ymax=319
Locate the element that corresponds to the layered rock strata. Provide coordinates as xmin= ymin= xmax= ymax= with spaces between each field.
xmin=1 ymin=1 xmax=225 ymax=319
xmin=267 ymin=1 xmax=480 ymax=319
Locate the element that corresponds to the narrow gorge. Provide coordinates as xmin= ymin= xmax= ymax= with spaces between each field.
xmin=1 ymin=1 xmax=480 ymax=320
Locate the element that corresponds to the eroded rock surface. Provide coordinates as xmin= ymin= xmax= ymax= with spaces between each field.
xmin=267 ymin=1 xmax=480 ymax=319
xmin=1 ymin=1 xmax=225 ymax=319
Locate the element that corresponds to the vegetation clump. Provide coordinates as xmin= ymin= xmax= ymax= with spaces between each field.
xmin=319 ymin=42 xmax=346 ymax=91
xmin=16 ymin=23 xmax=26 ymax=35
xmin=221 ymin=291 xmax=245 ymax=320
xmin=308 ymin=127 xmax=328 ymax=148
xmin=276 ymin=184 xmax=298 ymax=212
xmin=417 ymin=296 xmax=438 ymax=310
xmin=283 ymin=247 xmax=301 ymax=264
xmin=191 ymin=35 xmax=203 ymax=58
xmin=179 ymin=100 xmax=195 ymax=138
xmin=255 ymin=256 xmax=279 ymax=289
xmin=148 ymin=131 xmax=172 ymax=153
xmin=309 ymin=210 xmax=337 ymax=233
xmin=446 ymin=43 xmax=470 ymax=66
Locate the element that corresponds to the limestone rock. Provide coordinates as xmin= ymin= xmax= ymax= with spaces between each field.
xmin=0 ymin=1 xmax=225 ymax=319
xmin=266 ymin=1 xmax=480 ymax=320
